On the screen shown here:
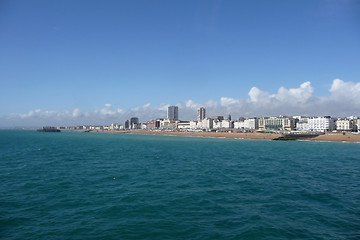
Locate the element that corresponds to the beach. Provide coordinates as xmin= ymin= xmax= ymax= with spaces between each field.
xmin=104 ymin=130 xmax=360 ymax=142
xmin=130 ymin=130 xmax=281 ymax=140
xmin=311 ymin=133 xmax=360 ymax=142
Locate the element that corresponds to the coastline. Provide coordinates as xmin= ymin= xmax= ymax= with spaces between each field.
xmin=310 ymin=133 xmax=360 ymax=143
xmin=88 ymin=130 xmax=360 ymax=143
xmin=129 ymin=130 xmax=281 ymax=140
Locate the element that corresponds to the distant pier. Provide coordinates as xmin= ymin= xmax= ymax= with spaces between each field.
xmin=37 ymin=126 xmax=61 ymax=132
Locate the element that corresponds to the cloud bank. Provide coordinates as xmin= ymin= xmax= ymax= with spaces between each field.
xmin=1 ymin=79 xmax=359 ymax=127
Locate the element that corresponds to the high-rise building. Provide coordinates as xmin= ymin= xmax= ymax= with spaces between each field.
xmin=167 ymin=106 xmax=178 ymax=121
xmin=124 ymin=120 xmax=130 ymax=129
xmin=197 ymin=107 xmax=206 ymax=121
xmin=130 ymin=117 xmax=139 ymax=129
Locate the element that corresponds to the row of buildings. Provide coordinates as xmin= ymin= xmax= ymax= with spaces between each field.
xmin=140 ymin=115 xmax=359 ymax=132
xmin=124 ymin=106 xmax=359 ymax=133
xmin=65 ymin=106 xmax=360 ymax=133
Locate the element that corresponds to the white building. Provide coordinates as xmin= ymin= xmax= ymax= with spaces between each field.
xmin=160 ymin=118 xmax=173 ymax=129
xmin=234 ymin=118 xmax=255 ymax=129
xmin=336 ymin=118 xmax=356 ymax=132
xmin=234 ymin=120 xmax=245 ymax=129
xmin=221 ymin=119 xmax=233 ymax=129
xmin=212 ymin=120 xmax=221 ymax=129
xmin=177 ymin=121 xmax=191 ymax=130
xmin=347 ymin=116 xmax=359 ymax=132
xmin=201 ymin=118 xmax=213 ymax=129
xmin=189 ymin=120 xmax=198 ymax=129
xmin=245 ymin=118 xmax=258 ymax=129
xmin=111 ymin=123 xmax=121 ymax=130
xmin=296 ymin=122 xmax=310 ymax=131
xmin=296 ymin=117 xmax=310 ymax=131
xmin=258 ymin=116 xmax=295 ymax=131
xmin=308 ymin=116 xmax=336 ymax=132
xmin=233 ymin=118 xmax=258 ymax=129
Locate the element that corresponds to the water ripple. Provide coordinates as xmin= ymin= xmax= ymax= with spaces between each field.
xmin=1 ymin=130 xmax=360 ymax=239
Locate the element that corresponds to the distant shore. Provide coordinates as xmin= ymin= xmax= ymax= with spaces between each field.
xmin=129 ymin=130 xmax=281 ymax=140
xmin=85 ymin=130 xmax=360 ymax=142
xmin=309 ymin=133 xmax=360 ymax=142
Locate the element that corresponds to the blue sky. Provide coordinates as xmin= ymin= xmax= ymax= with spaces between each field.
xmin=0 ymin=0 xmax=359 ymax=126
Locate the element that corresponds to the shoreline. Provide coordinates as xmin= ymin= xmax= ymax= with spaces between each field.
xmin=84 ymin=130 xmax=360 ymax=143
xmin=129 ymin=130 xmax=281 ymax=140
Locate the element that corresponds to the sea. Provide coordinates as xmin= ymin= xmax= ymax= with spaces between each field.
xmin=1 ymin=130 xmax=359 ymax=240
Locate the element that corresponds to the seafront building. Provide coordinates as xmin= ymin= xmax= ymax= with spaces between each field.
xmin=110 ymin=123 xmax=121 ymax=130
xmin=295 ymin=117 xmax=310 ymax=131
xmin=130 ymin=117 xmax=139 ymax=129
xmin=167 ymin=106 xmax=179 ymax=121
xmin=159 ymin=118 xmax=177 ymax=130
xmin=197 ymin=107 xmax=206 ymax=121
xmin=234 ymin=118 xmax=258 ymax=130
xmin=123 ymin=117 xmax=140 ymax=129
xmin=307 ymin=116 xmax=336 ymax=132
xmin=258 ymin=116 xmax=295 ymax=131
xmin=177 ymin=121 xmax=191 ymax=130
xmin=124 ymin=120 xmax=130 ymax=129
xmin=201 ymin=118 xmax=213 ymax=129
xmin=336 ymin=118 xmax=357 ymax=132
xmin=146 ymin=120 xmax=161 ymax=129
xmin=295 ymin=116 xmax=336 ymax=132
xmin=211 ymin=119 xmax=234 ymax=129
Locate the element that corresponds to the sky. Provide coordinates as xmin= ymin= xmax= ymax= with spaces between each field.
xmin=0 ymin=0 xmax=359 ymax=127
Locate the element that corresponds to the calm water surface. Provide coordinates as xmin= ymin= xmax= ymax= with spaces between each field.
xmin=1 ymin=130 xmax=359 ymax=239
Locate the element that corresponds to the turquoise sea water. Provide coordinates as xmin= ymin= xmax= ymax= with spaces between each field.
xmin=1 ymin=130 xmax=359 ymax=240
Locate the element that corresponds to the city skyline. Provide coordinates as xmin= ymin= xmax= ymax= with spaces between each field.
xmin=59 ymin=108 xmax=360 ymax=134
xmin=1 ymin=78 xmax=360 ymax=127
xmin=0 ymin=1 xmax=359 ymax=127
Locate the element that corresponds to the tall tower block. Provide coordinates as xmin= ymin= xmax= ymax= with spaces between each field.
xmin=198 ymin=107 xmax=206 ymax=121
xmin=167 ymin=106 xmax=179 ymax=121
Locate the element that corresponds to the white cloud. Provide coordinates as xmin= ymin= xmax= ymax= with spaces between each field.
xmin=184 ymin=100 xmax=201 ymax=109
xmin=143 ymin=103 xmax=151 ymax=108
xmin=329 ymin=78 xmax=360 ymax=100
xmin=157 ymin=104 xmax=169 ymax=111
xmin=20 ymin=109 xmax=42 ymax=118
xmin=248 ymin=87 xmax=270 ymax=103
xmin=204 ymin=99 xmax=218 ymax=109
xmin=93 ymin=104 xmax=123 ymax=118
xmin=244 ymin=79 xmax=360 ymax=116
xmin=275 ymin=81 xmax=313 ymax=104
xmin=176 ymin=100 xmax=200 ymax=111
xmin=72 ymin=108 xmax=81 ymax=118
xmin=220 ymin=97 xmax=240 ymax=106
xmin=1 ymin=79 xmax=359 ymax=127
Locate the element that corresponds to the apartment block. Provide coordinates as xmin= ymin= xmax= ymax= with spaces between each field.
xmin=336 ymin=118 xmax=356 ymax=132
xmin=308 ymin=116 xmax=336 ymax=132
xmin=258 ymin=116 xmax=295 ymax=131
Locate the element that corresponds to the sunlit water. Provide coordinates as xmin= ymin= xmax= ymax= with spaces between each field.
xmin=1 ymin=130 xmax=359 ymax=239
